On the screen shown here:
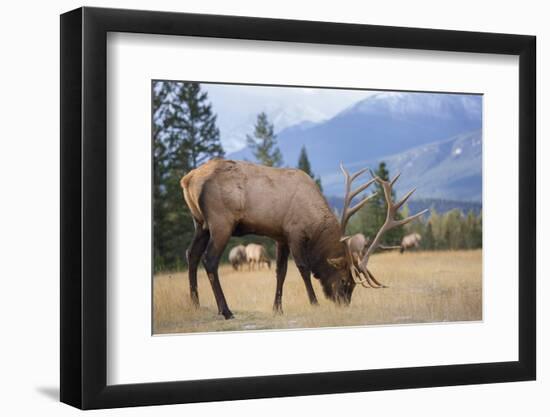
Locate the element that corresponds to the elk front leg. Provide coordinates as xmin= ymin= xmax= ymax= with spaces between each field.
xmin=297 ymin=265 xmax=318 ymax=305
xmin=273 ymin=242 xmax=289 ymax=314
xmin=290 ymin=243 xmax=319 ymax=306
xmin=186 ymin=224 xmax=209 ymax=307
xmin=201 ymin=222 xmax=234 ymax=319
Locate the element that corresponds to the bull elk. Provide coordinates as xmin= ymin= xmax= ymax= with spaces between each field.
xmin=181 ymin=159 xmax=426 ymax=319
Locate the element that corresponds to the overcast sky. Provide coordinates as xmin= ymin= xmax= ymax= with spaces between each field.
xmin=202 ymin=83 xmax=379 ymax=153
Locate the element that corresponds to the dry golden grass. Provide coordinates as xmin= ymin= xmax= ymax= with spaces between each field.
xmin=153 ymin=250 xmax=482 ymax=334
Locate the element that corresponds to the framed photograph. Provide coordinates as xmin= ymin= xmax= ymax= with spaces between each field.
xmin=60 ymin=6 xmax=536 ymax=409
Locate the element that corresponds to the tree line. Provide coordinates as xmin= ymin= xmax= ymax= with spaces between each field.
xmin=153 ymin=81 xmax=225 ymax=271
xmin=153 ymin=81 xmax=322 ymax=271
xmin=403 ymin=208 xmax=482 ymax=250
xmin=344 ymin=162 xmax=482 ymax=251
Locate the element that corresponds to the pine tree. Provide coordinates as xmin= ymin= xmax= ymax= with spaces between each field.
xmin=424 ymin=221 xmax=435 ymax=250
xmin=444 ymin=209 xmax=464 ymax=249
xmin=464 ymin=210 xmax=482 ymax=249
xmin=247 ymin=112 xmax=283 ymax=167
xmin=428 ymin=208 xmax=443 ymax=249
xmin=297 ymin=146 xmax=323 ymax=191
xmin=401 ymin=203 xmax=411 ymax=233
xmin=168 ymin=82 xmax=224 ymax=169
xmin=357 ymin=162 xmax=404 ymax=245
xmin=297 ymin=146 xmax=312 ymax=175
xmin=152 ymin=81 xmax=224 ymax=270
xmin=474 ymin=212 xmax=483 ymax=248
xmin=401 ymin=203 xmax=410 ymax=221
xmin=152 ymin=81 xmax=179 ymax=270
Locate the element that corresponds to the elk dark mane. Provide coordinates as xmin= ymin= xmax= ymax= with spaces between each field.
xmin=308 ymin=216 xmax=345 ymax=277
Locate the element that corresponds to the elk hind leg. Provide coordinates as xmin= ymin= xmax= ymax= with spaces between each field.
xmin=201 ymin=221 xmax=234 ymax=319
xmin=273 ymin=242 xmax=289 ymax=314
xmin=186 ymin=224 xmax=209 ymax=307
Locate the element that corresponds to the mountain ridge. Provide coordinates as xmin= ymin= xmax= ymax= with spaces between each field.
xmin=321 ymin=130 xmax=482 ymax=201
xmin=228 ymin=92 xmax=482 ymax=202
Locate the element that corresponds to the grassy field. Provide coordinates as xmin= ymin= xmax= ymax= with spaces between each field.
xmin=153 ymin=250 xmax=482 ymax=334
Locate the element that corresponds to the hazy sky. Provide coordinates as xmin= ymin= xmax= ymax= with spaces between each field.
xmin=202 ymin=83 xmax=379 ymax=153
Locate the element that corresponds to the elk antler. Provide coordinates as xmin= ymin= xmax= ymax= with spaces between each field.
xmin=339 ymin=163 xmax=377 ymax=235
xmin=339 ymin=163 xmax=381 ymax=288
xmin=356 ymin=170 xmax=428 ymax=286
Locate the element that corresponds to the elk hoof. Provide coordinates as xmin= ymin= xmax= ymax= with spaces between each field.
xmin=273 ymin=306 xmax=284 ymax=315
xmin=222 ymin=311 xmax=234 ymax=320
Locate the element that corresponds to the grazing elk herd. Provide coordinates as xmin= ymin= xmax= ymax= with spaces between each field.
xmin=229 ymin=243 xmax=272 ymax=271
xmin=180 ymin=159 xmax=426 ymax=319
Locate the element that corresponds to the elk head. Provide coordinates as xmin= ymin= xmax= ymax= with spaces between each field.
xmin=337 ymin=163 xmax=427 ymax=289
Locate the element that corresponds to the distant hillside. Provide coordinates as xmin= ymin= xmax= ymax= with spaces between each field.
xmin=326 ymin=196 xmax=482 ymax=217
xmin=321 ymin=130 xmax=482 ymax=202
xmin=229 ymin=92 xmax=482 ymax=202
xmin=230 ymin=92 xmax=481 ymax=169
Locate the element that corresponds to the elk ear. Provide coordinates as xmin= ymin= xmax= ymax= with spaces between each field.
xmin=327 ymin=256 xmax=347 ymax=270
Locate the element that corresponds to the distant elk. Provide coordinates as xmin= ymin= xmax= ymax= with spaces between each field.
xmin=245 ymin=243 xmax=271 ymax=270
xmin=400 ymin=233 xmax=422 ymax=253
xmin=344 ymin=233 xmax=385 ymax=288
xmin=181 ymin=159 xmax=426 ymax=319
xmin=228 ymin=244 xmax=247 ymax=270
xmin=346 ymin=233 xmax=370 ymax=259
xmin=345 ymin=233 xmax=402 ymax=287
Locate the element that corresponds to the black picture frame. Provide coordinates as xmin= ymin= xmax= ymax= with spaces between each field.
xmin=60 ymin=6 xmax=536 ymax=410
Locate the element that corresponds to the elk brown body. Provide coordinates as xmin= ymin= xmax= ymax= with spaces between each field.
xmin=181 ymin=159 xmax=353 ymax=319
xmin=181 ymin=159 xmax=425 ymax=319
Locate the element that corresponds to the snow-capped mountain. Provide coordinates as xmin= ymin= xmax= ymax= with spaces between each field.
xmin=228 ymin=92 xmax=482 ymax=202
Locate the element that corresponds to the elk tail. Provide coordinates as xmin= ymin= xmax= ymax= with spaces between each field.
xmin=180 ymin=171 xmax=194 ymax=189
